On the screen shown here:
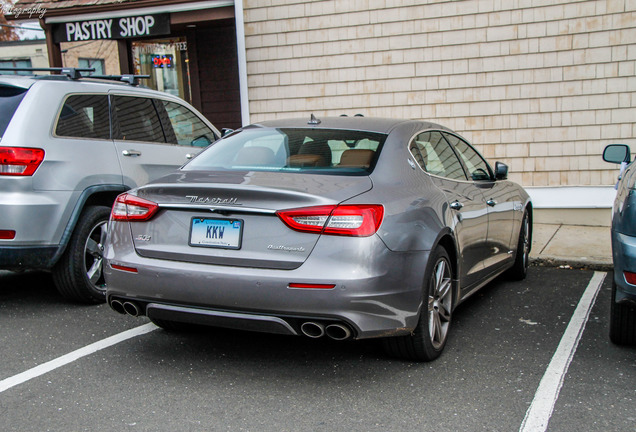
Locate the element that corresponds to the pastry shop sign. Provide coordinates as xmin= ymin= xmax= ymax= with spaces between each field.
xmin=52 ymin=14 xmax=170 ymax=43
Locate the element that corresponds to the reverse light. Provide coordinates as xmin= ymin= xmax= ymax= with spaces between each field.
xmin=111 ymin=193 xmax=159 ymax=221
xmin=277 ymin=204 xmax=384 ymax=237
xmin=0 ymin=147 xmax=45 ymax=176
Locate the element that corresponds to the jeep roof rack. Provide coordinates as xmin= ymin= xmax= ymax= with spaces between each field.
xmin=0 ymin=67 xmax=149 ymax=85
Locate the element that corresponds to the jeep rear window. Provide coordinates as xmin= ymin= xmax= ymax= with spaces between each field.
xmin=0 ymin=85 xmax=28 ymax=138
xmin=184 ymin=128 xmax=387 ymax=175
xmin=55 ymin=94 xmax=110 ymax=140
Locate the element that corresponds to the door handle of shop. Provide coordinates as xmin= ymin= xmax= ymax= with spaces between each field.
xmin=486 ymin=199 xmax=497 ymax=207
xmin=122 ymin=149 xmax=142 ymax=157
xmin=450 ymin=201 xmax=463 ymax=210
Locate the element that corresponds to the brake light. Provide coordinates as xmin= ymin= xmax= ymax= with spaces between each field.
xmin=111 ymin=193 xmax=159 ymax=221
xmin=277 ymin=204 xmax=384 ymax=237
xmin=0 ymin=147 xmax=45 ymax=176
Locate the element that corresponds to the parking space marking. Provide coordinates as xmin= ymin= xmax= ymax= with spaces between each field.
xmin=519 ymin=271 xmax=606 ymax=432
xmin=0 ymin=323 xmax=157 ymax=394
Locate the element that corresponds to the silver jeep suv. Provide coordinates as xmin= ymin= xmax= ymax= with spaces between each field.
xmin=0 ymin=69 xmax=220 ymax=303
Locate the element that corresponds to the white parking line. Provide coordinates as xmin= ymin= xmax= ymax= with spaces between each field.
xmin=0 ymin=323 xmax=157 ymax=394
xmin=519 ymin=271 xmax=606 ymax=432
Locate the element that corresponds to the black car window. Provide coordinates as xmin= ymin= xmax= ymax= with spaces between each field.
xmin=444 ymin=133 xmax=492 ymax=181
xmin=185 ymin=127 xmax=386 ymax=175
xmin=159 ymin=100 xmax=217 ymax=147
xmin=0 ymin=85 xmax=28 ymax=138
xmin=409 ymin=131 xmax=467 ymax=181
xmin=55 ymin=94 xmax=110 ymax=140
xmin=113 ymin=96 xmax=166 ymax=143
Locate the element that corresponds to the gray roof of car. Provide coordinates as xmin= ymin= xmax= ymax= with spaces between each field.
xmin=252 ymin=116 xmax=448 ymax=134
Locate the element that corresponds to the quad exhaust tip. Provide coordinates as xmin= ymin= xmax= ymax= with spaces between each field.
xmin=109 ymin=299 xmax=142 ymax=317
xmin=300 ymin=321 xmax=325 ymax=338
xmin=325 ymin=324 xmax=352 ymax=341
xmin=300 ymin=321 xmax=352 ymax=340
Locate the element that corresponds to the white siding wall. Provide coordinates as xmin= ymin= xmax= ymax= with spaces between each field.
xmin=243 ymin=0 xmax=636 ymax=187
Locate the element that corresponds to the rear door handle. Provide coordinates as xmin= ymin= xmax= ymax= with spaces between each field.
xmin=122 ymin=149 xmax=141 ymax=157
xmin=186 ymin=153 xmax=195 ymax=160
xmin=450 ymin=201 xmax=463 ymax=210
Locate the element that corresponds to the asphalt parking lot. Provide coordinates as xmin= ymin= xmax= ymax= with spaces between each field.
xmin=0 ymin=266 xmax=634 ymax=432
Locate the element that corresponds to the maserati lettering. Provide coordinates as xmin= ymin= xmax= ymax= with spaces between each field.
xmin=186 ymin=195 xmax=239 ymax=205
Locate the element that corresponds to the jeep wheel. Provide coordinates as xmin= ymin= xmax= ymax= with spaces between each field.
xmin=53 ymin=205 xmax=111 ymax=304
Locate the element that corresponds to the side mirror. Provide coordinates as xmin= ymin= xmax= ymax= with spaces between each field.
xmin=221 ymin=128 xmax=234 ymax=137
xmin=191 ymin=135 xmax=211 ymax=148
xmin=603 ymin=144 xmax=631 ymax=164
xmin=495 ymin=162 xmax=508 ymax=180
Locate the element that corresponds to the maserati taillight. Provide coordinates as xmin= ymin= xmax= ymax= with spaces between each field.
xmin=111 ymin=193 xmax=159 ymax=221
xmin=276 ymin=204 xmax=384 ymax=237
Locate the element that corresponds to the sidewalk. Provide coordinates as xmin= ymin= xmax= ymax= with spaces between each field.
xmin=530 ymin=223 xmax=613 ymax=271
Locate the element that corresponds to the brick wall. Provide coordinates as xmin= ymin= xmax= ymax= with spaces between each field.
xmin=243 ymin=0 xmax=636 ymax=187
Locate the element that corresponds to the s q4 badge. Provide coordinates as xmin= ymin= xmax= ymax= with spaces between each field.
xmin=135 ymin=235 xmax=152 ymax=242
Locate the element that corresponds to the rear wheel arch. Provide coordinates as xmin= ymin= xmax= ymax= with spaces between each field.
xmin=54 ymin=186 xmax=127 ymax=261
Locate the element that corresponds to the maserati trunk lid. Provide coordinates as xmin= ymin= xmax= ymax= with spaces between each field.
xmin=128 ymin=171 xmax=373 ymax=269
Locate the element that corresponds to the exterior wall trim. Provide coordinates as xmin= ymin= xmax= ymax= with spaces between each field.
xmin=526 ymin=186 xmax=616 ymax=210
xmin=42 ymin=0 xmax=233 ymax=24
xmin=234 ymin=0 xmax=249 ymax=126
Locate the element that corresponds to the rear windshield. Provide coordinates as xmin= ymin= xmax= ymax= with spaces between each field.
xmin=0 ymin=85 xmax=28 ymax=138
xmin=184 ymin=128 xmax=387 ymax=175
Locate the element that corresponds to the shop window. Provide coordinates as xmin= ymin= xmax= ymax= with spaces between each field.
xmin=78 ymin=58 xmax=105 ymax=75
xmin=132 ymin=38 xmax=189 ymax=101
xmin=160 ymin=100 xmax=216 ymax=147
xmin=0 ymin=59 xmax=33 ymax=75
xmin=55 ymin=94 xmax=110 ymax=140
xmin=113 ymin=96 xmax=165 ymax=143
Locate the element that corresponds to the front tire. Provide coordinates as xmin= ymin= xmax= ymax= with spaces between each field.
xmin=609 ymin=281 xmax=636 ymax=345
xmin=53 ymin=205 xmax=110 ymax=304
xmin=383 ymin=246 xmax=454 ymax=361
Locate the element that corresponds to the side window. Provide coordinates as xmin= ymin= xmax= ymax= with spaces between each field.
xmin=113 ymin=96 xmax=165 ymax=143
xmin=159 ymin=100 xmax=217 ymax=147
xmin=55 ymin=94 xmax=110 ymax=140
xmin=409 ymin=131 xmax=467 ymax=181
xmin=444 ymin=133 xmax=492 ymax=181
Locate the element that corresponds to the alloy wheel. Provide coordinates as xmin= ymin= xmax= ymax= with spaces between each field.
xmin=428 ymin=257 xmax=452 ymax=350
xmin=84 ymin=220 xmax=108 ymax=290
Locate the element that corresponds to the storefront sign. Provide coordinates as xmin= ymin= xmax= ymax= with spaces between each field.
xmin=52 ymin=14 xmax=170 ymax=43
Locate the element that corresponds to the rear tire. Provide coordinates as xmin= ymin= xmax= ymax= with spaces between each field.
xmin=53 ymin=205 xmax=110 ymax=304
xmin=609 ymin=281 xmax=636 ymax=345
xmin=383 ymin=246 xmax=453 ymax=362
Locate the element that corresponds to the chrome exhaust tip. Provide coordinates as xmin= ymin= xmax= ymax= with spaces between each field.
xmin=109 ymin=299 xmax=126 ymax=314
xmin=325 ymin=324 xmax=352 ymax=341
xmin=300 ymin=321 xmax=325 ymax=338
xmin=122 ymin=301 xmax=141 ymax=317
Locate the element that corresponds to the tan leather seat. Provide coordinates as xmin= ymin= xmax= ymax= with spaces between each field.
xmin=338 ymin=149 xmax=375 ymax=168
xmin=287 ymin=154 xmax=326 ymax=167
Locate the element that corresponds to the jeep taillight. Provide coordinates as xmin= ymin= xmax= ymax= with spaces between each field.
xmin=0 ymin=147 xmax=45 ymax=176
xmin=276 ymin=204 xmax=384 ymax=237
xmin=111 ymin=193 xmax=159 ymax=221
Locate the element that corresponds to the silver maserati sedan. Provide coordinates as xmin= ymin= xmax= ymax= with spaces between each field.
xmin=104 ymin=116 xmax=532 ymax=362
